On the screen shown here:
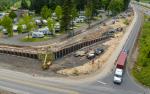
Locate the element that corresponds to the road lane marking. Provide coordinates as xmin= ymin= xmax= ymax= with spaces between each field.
xmin=97 ymin=81 xmax=107 ymax=85
xmin=0 ymin=76 xmax=79 ymax=94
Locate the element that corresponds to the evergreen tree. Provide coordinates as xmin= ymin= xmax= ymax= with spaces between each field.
xmin=9 ymin=11 xmax=17 ymax=19
xmin=71 ymin=5 xmax=78 ymax=20
xmin=21 ymin=0 xmax=28 ymax=9
xmin=41 ymin=6 xmax=51 ymax=19
xmin=48 ymin=0 xmax=63 ymax=10
xmin=61 ymin=0 xmax=72 ymax=32
xmin=91 ymin=0 xmax=101 ymax=15
xmin=47 ymin=17 xmax=55 ymax=35
xmin=101 ymin=0 xmax=110 ymax=10
xmin=30 ymin=0 xmax=49 ymax=13
xmin=55 ymin=5 xmax=62 ymax=20
xmin=85 ymin=0 xmax=93 ymax=28
xmin=123 ymin=0 xmax=130 ymax=10
xmin=17 ymin=25 xmax=23 ymax=34
xmin=108 ymin=0 xmax=124 ymax=16
xmin=74 ymin=0 xmax=86 ymax=11
xmin=135 ymin=0 xmax=140 ymax=2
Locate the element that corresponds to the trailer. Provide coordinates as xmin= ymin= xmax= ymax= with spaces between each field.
xmin=113 ymin=50 xmax=127 ymax=84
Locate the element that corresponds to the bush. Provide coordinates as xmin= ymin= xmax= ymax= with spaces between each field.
xmin=9 ymin=11 xmax=17 ymax=19
xmin=124 ymin=19 xmax=129 ymax=25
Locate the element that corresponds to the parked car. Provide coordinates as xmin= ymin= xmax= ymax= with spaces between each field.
xmin=2 ymin=29 xmax=7 ymax=35
xmin=79 ymin=16 xmax=86 ymax=20
xmin=95 ymin=48 xmax=104 ymax=55
xmin=35 ymin=20 xmax=42 ymax=25
xmin=87 ymin=51 xmax=95 ymax=59
xmin=103 ymin=22 xmax=107 ymax=26
xmin=0 ymin=26 xmax=3 ymax=30
xmin=79 ymin=16 xmax=86 ymax=23
xmin=108 ymin=29 xmax=116 ymax=33
xmin=75 ymin=18 xmax=81 ymax=23
xmin=112 ymin=20 xmax=116 ymax=24
xmin=22 ymin=24 xmax=27 ymax=30
xmin=52 ymin=13 xmax=57 ymax=20
xmin=71 ymin=20 xmax=77 ymax=26
xmin=102 ymin=29 xmax=115 ymax=36
xmin=13 ymin=25 xmax=18 ymax=32
xmin=0 ymin=13 xmax=5 ymax=19
xmin=55 ymin=22 xmax=60 ymax=32
xmin=75 ymin=16 xmax=86 ymax=23
xmin=32 ymin=32 xmax=44 ymax=38
xmin=116 ymin=27 xmax=123 ymax=32
xmin=42 ymin=20 xmax=47 ymax=25
xmin=97 ymin=9 xmax=105 ymax=13
xmin=38 ymin=27 xmax=52 ymax=35
xmin=74 ymin=51 xmax=86 ymax=57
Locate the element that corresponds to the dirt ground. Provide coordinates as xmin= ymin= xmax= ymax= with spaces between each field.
xmin=0 ymin=40 xmax=107 ymax=77
xmin=56 ymin=15 xmax=132 ymax=75
xmin=0 ymin=33 xmax=122 ymax=77
xmin=57 ymin=32 xmax=124 ymax=75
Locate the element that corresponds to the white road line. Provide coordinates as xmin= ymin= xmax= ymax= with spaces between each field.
xmin=97 ymin=81 xmax=107 ymax=85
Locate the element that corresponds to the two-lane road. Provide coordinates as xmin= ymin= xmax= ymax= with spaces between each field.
xmin=91 ymin=4 xmax=149 ymax=94
xmin=0 ymin=69 xmax=142 ymax=94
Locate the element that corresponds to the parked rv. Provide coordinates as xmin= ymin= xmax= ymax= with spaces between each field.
xmin=32 ymin=32 xmax=44 ymax=38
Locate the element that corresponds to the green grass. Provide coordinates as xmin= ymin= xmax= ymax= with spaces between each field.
xmin=21 ymin=36 xmax=52 ymax=42
xmin=140 ymin=4 xmax=150 ymax=9
xmin=132 ymin=15 xmax=150 ymax=87
xmin=76 ymin=23 xmax=85 ymax=28
xmin=141 ymin=0 xmax=150 ymax=2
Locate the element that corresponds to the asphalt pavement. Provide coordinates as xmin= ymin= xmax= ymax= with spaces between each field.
xmin=0 ymin=4 xmax=148 ymax=94
xmin=93 ymin=4 xmax=148 ymax=94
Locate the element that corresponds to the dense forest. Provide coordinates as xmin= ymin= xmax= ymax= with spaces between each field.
xmin=29 ymin=0 xmax=130 ymax=13
xmin=0 ymin=0 xmax=130 ymax=14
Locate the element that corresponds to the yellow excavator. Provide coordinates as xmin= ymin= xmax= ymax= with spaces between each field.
xmin=42 ymin=54 xmax=52 ymax=70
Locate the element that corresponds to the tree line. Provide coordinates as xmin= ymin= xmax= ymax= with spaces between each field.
xmin=28 ymin=0 xmax=130 ymax=32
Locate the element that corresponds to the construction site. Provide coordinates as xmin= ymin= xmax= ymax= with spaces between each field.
xmin=0 ymin=8 xmax=134 ymax=77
